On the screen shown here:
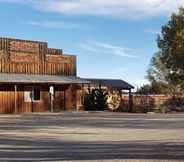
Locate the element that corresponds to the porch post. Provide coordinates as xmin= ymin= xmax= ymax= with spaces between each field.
xmin=14 ymin=85 xmax=17 ymax=113
xmin=31 ymin=88 xmax=34 ymax=113
xmin=128 ymin=89 xmax=133 ymax=112
xmin=63 ymin=89 xmax=66 ymax=111
xmin=119 ymin=89 xmax=123 ymax=111
xmin=82 ymin=83 xmax=84 ymax=105
xmin=50 ymin=94 xmax=54 ymax=113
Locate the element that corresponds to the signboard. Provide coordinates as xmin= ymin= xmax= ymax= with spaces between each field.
xmin=46 ymin=55 xmax=71 ymax=63
xmin=10 ymin=52 xmax=36 ymax=63
xmin=10 ymin=40 xmax=39 ymax=53
xmin=49 ymin=86 xmax=54 ymax=95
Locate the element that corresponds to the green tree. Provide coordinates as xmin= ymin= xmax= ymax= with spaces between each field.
xmin=136 ymin=82 xmax=170 ymax=95
xmin=148 ymin=7 xmax=184 ymax=95
xmin=84 ymin=88 xmax=108 ymax=111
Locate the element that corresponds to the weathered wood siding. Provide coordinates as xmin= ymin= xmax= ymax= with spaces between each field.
xmin=0 ymin=85 xmax=15 ymax=113
xmin=0 ymin=37 xmax=79 ymax=113
xmin=16 ymin=86 xmax=49 ymax=113
xmin=0 ymin=84 xmax=78 ymax=113
xmin=121 ymin=95 xmax=172 ymax=113
xmin=0 ymin=85 xmax=49 ymax=113
xmin=0 ymin=38 xmax=76 ymax=76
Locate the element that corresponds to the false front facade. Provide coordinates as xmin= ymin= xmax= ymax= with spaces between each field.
xmin=0 ymin=37 xmax=88 ymax=113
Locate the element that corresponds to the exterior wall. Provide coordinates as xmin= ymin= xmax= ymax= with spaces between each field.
xmin=0 ymin=37 xmax=78 ymax=113
xmin=0 ymin=84 xmax=49 ymax=113
xmin=54 ymin=85 xmax=78 ymax=112
xmin=0 ymin=85 xmax=15 ymax=113
xmin=17 ymin=85 xmax=49 ymax=113
xmin=0 ymin=38 xmax=76 ymax=76
xmin=0 ymin=84 xmax=78 ymax=113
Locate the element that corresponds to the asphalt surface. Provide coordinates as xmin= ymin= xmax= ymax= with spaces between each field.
xmin=0 ymin=112 xmax=183 ymax=162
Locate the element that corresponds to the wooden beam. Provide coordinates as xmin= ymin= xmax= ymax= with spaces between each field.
xmin=50 ymin=94 xmax=54 ymax=113
xmin=31 ymin=88 xmax=34 ymax=113
xmin=82 ymin=83 xmax=84 ymax=105
xmin=63 ymin=89 xmax=66 ymax=111
xmin=128 ymin=89 xmax=133 ymax=112
xmin=14 ymin=85 xmax=17 ymax=113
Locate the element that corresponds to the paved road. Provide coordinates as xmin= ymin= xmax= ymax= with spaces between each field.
xmin=0 ymin=112 xmax=183 ymax=162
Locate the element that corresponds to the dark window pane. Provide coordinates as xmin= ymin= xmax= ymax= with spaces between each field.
xmin=33 ymin=88 xmax=40 ymax=101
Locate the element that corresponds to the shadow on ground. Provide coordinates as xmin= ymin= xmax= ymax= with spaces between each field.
xmin=0 ymin=137 xmax=183 ymax=162
xmin=0 ymin=113 xmax=183 ymax=161
xmin=0 ymin=113 xmax=184 ymax=130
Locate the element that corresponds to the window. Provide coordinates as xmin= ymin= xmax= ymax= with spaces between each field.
xmin=33 ymin=88 xmax=40 ymax=101
xmin=24 ymin=87 xmax=41 ymax=102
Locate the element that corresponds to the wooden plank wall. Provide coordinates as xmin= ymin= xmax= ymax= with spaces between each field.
xmin=54 ymin=85 xmax=78 ymax=111
xmin=0 ymin=38 xmax=76 ymax=76
xmin=0 ymin=37 xmax=78 ymax=113
xmin=16 ymin=86 xmax=50 ymax=113
xmin=0 ymin=84 xmax=78 ymax=113
xmin=0 ymin=85 xmax=50 ymax=113
xmin=121 ymin=95 xmax=172 ymax=113
xmin=0 ymin=85 xmax=15 ymax=113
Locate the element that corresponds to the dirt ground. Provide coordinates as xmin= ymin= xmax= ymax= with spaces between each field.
xmin=0 ymin=112 xmax=183 ymax=162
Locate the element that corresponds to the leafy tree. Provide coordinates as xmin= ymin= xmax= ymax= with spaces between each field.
xmin=148 ymin=7 xmax=184 ymax=95
xmin=136 ymin=82 xmax=170 ymax=95
xmin=84 ymin=88 xmax=108 ymax=111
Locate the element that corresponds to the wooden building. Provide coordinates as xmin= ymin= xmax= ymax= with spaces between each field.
xmin=0 ymin=37 xmax=89 ymax=113
xmin=0 ymin=37 xmax=134 ymax=113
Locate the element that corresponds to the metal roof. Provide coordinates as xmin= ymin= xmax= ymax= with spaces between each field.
xmin=0 ymin=73 xmax=134 ymax=89
xmin=0 ymin=73 xmax=89 ymax=84
xmin=84 ymin=78 xmax=134 ymax=90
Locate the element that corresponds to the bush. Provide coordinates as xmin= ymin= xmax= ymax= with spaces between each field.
xmin=84 ymin=89 xmax=108 ymax=111
xmin=83 ymin=93 xmax=96 ymax=111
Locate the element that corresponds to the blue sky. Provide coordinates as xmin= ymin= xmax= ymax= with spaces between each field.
xmin=0 ymin=0 xmax=183 ymax=88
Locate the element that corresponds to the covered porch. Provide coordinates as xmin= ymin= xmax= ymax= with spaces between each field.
xmin=0 ymin=73 xmax=89 ymax=113
xmin=82 ymin=78 xmax=134 ymax=112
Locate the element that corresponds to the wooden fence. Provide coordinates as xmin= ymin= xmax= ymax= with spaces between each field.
xmin=120 ymin=95 xmax=172 ymax=113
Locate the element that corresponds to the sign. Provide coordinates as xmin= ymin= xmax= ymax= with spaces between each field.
xmin=10 ymin=52 xmax=36 ymax=63
xmin=10 ymin=40 xmax=39 ymax=53
xmin=49 ymin=86 xmax=54 ymax=95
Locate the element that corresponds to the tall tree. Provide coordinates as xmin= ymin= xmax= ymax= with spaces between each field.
xmin=148 ymin=7 xmax=184 ymax=95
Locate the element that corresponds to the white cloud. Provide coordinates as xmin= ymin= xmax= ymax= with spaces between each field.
xmin=79 ymin=43 xmax=99 ymax=53
xmin=80 ymin=41 xmax=138 ymax=58
xmin=2 ymin=0 xmax=184 ymax=19
xmin=27 ymin=20 xmax=89 ymax=30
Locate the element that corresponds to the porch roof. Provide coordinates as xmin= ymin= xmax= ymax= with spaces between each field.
xmin=0 ymin=73 xmax=89 ymax=84
xmin=83 ymin=78 xmax=134 ymax=90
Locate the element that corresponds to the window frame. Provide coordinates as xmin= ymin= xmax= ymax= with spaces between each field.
xmin=24 ymin=86 xmax=41 ymax=103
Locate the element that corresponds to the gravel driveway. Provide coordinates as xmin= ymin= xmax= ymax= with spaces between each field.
xmin=0 ymin=112 xmax=183 ymax=162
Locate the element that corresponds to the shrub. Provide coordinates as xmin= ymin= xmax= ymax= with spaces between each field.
xmin=84 ymin=88 xmax=108 ymax=111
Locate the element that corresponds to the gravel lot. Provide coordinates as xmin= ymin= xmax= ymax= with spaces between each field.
xmin=0 ymin=112 xmax=183 ymax=162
